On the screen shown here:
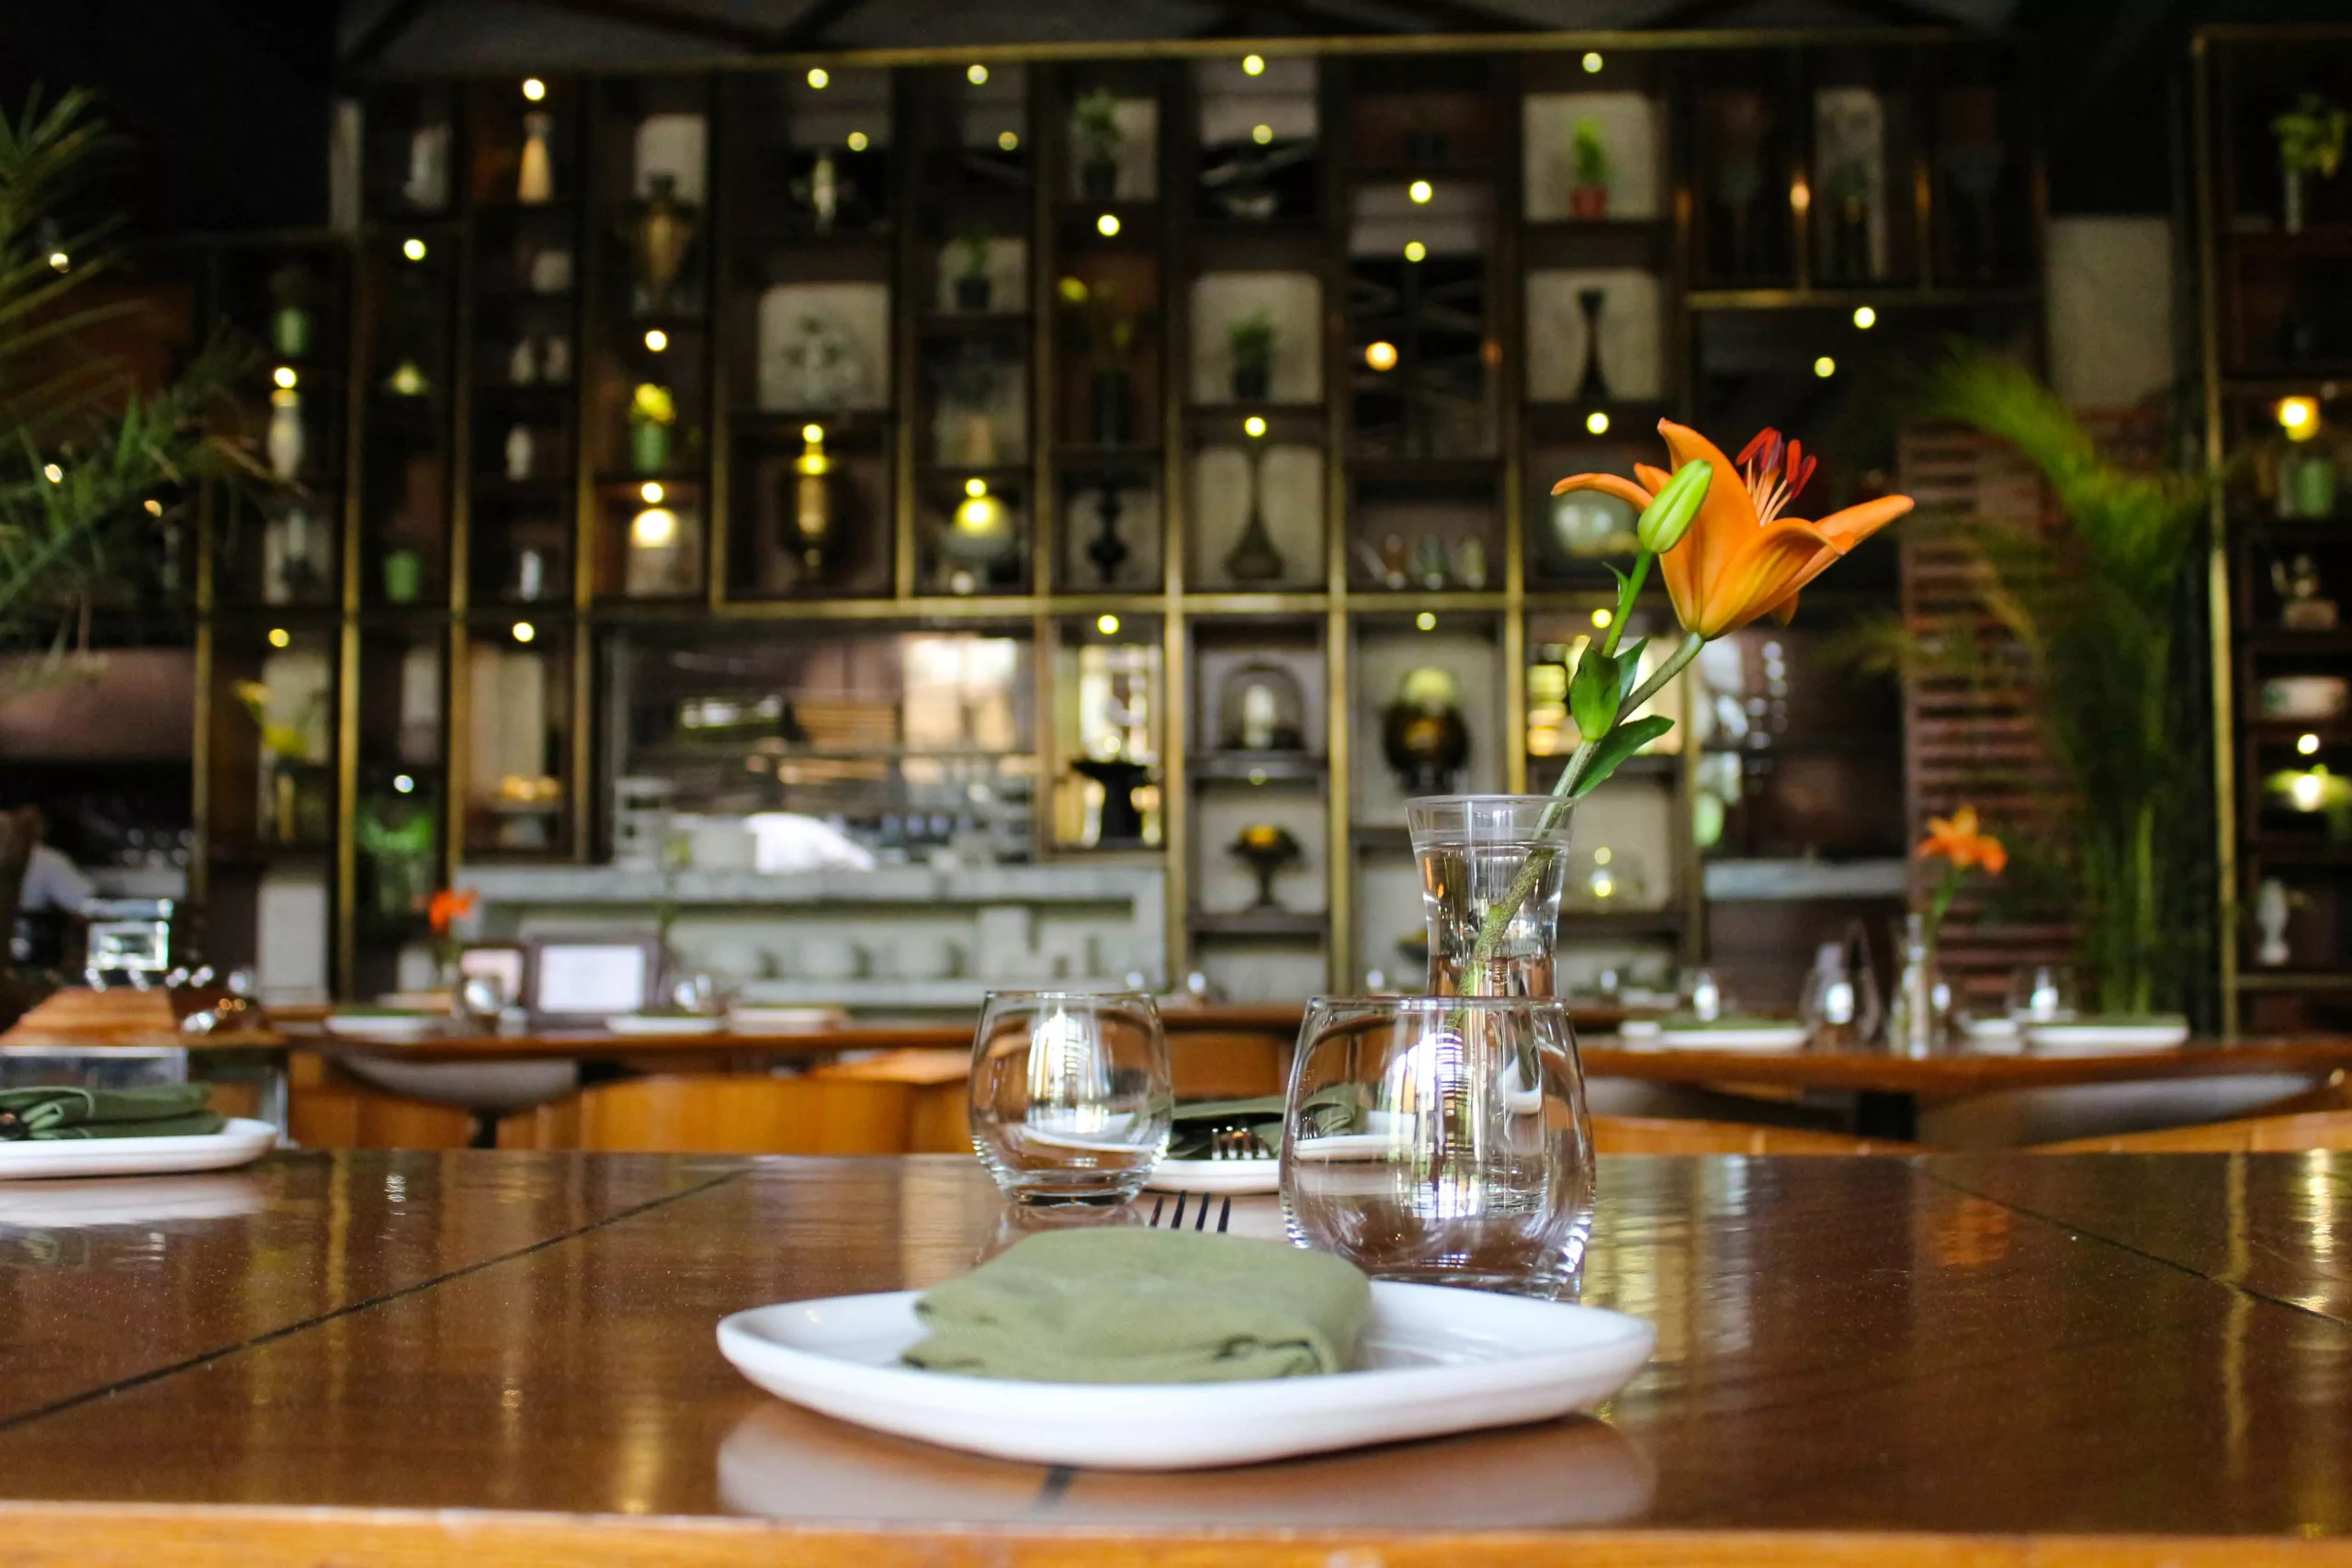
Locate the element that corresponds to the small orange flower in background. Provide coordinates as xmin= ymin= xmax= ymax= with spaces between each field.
xmin=1918 ymin=805 xmax=2007 ymax=875
xmin=427 ymin=888 xmax=478 ymax=936
xmin=1552 ymin=419 xmax=1913 ymax=638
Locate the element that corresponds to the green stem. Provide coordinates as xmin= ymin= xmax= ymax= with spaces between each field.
xmin=1463 ymin=631 xmax=1707 ymax=981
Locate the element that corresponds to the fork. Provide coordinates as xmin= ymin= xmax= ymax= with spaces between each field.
xmin=1147 ymin=1191 xmax=1232 ymax=1233
xmin=1209 ymin=1125 xmax=1273 ymax=1162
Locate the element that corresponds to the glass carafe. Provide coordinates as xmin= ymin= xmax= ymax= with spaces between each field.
xmin=1406 ymin=795 xmax=1572 ymax=998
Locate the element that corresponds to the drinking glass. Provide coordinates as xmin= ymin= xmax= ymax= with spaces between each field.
xmin=1281 ymin=995 xmax=1596 ymax=1298
xmin=2007 ymin=964 xmax=2077 ymax=1023
xmin=968 ymin=990 xmax=1170 ymax=1204
xmin=1407 ymin=795 xmax=1573 ymax=998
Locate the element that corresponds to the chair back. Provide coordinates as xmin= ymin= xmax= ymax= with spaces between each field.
xmin=514 ymin=1075 xmax=915 ymax=1155
xmin=1595 ymin=1115 xmax=1923 ymax=1156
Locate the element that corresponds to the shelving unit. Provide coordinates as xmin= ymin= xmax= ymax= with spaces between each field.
xmin=189 ymin=28 xmax=2043 ymax=1005
xmin=2196 ymin=26 xmax=2352 ymax=1035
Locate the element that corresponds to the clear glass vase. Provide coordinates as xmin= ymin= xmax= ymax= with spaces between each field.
xmin=1406 ymin=795 xmax=1572 ymax=997
xmin=1885 ymin=913 xmax=1952 ymax=1059
xmin=1282 ymin=996 xmax=1596 ymax=1298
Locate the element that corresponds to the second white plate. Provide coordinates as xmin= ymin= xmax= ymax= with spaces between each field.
xmin=1654 ymin=1026 xmax=1809 ymax=1053
xmin=718 ymin=1281 xmax=1654 ymax=1471
xmin=0 ymin=1118 xmax=279 ymax=1182
xmin=1148 ymin=1156 xmax=1279 ymax=1194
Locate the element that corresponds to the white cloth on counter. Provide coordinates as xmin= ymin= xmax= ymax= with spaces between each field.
xmin=745 ymin=813 xmax=876 ymax=874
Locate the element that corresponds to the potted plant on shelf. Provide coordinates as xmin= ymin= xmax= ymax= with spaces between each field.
xmin=1072 ymin=88 xmax=1123 ymax=201
xmin=629 ymin=381 xmax=675 ymax=473
xmin=1568 ymin=116 xmax=1610 ymax=220
xmin=950 ymin=230 xmax=993 ymax=312
xmin=1227 ymin=308 xmax=1275 ymax=403
xmin=1057 ymin=276 xmax=1148 ymax=448
xmin=2273 ymin=93 xmax=2347 ymax=235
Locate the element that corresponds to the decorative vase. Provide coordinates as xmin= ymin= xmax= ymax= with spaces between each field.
xmin=1091 ymin=368 xmax=1133 ymax=447
xmin=1382 ymin=669 xmax=1471 ymax=799
xmin=1085 ymin=479 xmax=1129 ymax=586
xmin=1222 ymin=445 xmax=1286 ymax=582
xmin=270 ymin=303 xmax=311 ymax=359
xmin=1569 ymin=183 xmax=1609 ymax=220
xmin=1071 ymin=757 xmax=1150 ymax=844
xmin=1080 ymin=157 xmax=1119 ymax=201
xmin=631 ymin=421 xmax=671 ymax=474
xmin=2286 ymin=167 xmax=2308 ymax=237
xmin=519 ymin=111 xmax=555 ymax=205
xmin=1229 ymin=823 xmax=1303 ymax=910
xmin=954 ymin=273 xmax=991 ymax=313
xmin=503 ymin=423 xmax=534 ymax=481
xmin=1406 ymin=795 xmax=1570 ymax=998
xmin=1575 ymin=288 xmax=1610 ymax=401
xmin=1886 ymin=912 xmax=1951 ymax=1058
xmin=786 ymin=425 xmax=838 ymax=576
xmin=383 ymin=547 xmax=424 ymax=605
xmin=1231 ymin=360 xmax=1271 ymax=403
xmin=632 ymin=173 xmax=696 ymax=313
xmin=1217 ymin=662 xmax=1306 ymax=752
xmin=266 ymin=389 xmax=304 ymax=480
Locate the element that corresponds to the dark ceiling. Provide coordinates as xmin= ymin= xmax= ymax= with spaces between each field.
xmin=1 ymin=0 xmax=2348 ymax=235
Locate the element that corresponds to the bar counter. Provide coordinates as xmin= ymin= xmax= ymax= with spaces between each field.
xmin=0 ymin=1149 xmax=2346 ymax=1564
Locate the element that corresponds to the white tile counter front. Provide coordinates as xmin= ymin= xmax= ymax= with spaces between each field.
xmin=454 ymin=863 xmax=1168 ymax=1011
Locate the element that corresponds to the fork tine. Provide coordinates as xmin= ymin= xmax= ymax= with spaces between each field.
xmin=1194 ymin=1190 xmax=1213 ymax=1231
xmin=1148 ymin=1193 xmax=1165 ymax=1227
xmin=1216 ymin=1196 xmax=1231 ymax=1234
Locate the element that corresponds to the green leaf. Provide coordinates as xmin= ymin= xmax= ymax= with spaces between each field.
xmin=1568 ymin=715 xmax=1674 ymax=798
xmin=1613 ymin=637 xmax=1648 ymax=704
xmin=1567 ymin=647 xmax=1622 ymax=739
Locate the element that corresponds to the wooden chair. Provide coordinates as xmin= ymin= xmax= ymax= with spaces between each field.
xmin=808 ymin=1050 xmax=969 ymax=1153
xmin=1594 ymin=1114 xmax=1924 ymax=1156
xmin=501 ymin=1074 xmax=915 ymax=1155
xmin=2031 ymin=1108 xmax=2352 ymax=1154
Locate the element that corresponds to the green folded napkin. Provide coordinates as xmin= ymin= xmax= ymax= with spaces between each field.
xmin=0 ymin=1084 xmax=225 ymax=1142
xmin=901 ymin=1228 xmax=1372 ymax=1384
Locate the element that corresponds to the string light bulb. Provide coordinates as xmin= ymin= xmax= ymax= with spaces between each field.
xmin=1415 ymin=612 xmax=1437 ymax=632
xmin=1252 ymin=123 xmax=1273 ymax=145
xmin=1408 ymin=179 xmax=1433 ymax=204
xmin=1586 ymin=411 xmax=1611 ymax=434
xmin=1097 ymin=614 xmax=1120 ymax=635
xmin=1404 ymin=240 xmax=1427 ymax=263
xmin=1365 ymin=341 xmax=1398 ymax=372
xmin=847 ymin=130 xmax=868 ymax=152
xmin=967 ymin=63 xmax=989 ymax=85
xmin=1582 ymin=51 xmax=1604 ymax=73
xmin=273 ymin=366 xmax=298 ymax=389
xmin=2280 ymin=396 xmax=2321 ymax=441
xmin=267 ymin=627 xmax=291 ymax=649
xmin=522 ymin=78 xmax=547 ymax=101
xmin=643 ymin=328 xmax=668 ymax=352
xmin=143 ymin=499 xmax=163 ymax=516
xmin=1592 ymin=607 xmax=1614 ymax=629
xmin=808 ymin=67 xmax=830 ymax=89
xmin=513 ymin=622 xmax=537 ymax=644
xmin=401 ymin=237 xmax=426 ymax=262
xmin=40 ymin=464 xmax=61 ymax=484
xmin=1244 ymin=415 xmax=1268 ymax=437
xmin=1852 ymin=305 xmax=1878 ymax=330
xmin=630 ymin=508 xmax=677 ymax=547
xmin=1243 ymin=53 xmax=1265 ymax=75
xmin=1097 ymin=212 xmax=1121 ymax=237
xmin=1813 ymin=355 xmax=1837 ymax=378
xmin=965 ymin=477 xmax=989 ymax=498
xmin=393 ymin=773 xmax=416 ymax=794
xmin=46 ymin=250 xmax=67 ymax=272
xmin=999 ymin=130 xmax=1020 ymax=152
xmin=640 ymin=481 xmax=664 ymax=503
xmin=2300 ymin=732 xmax=2324 ymax=756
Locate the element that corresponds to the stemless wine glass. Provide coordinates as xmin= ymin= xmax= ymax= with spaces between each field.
xmin=968 ymin=990 xmax=1171 ymax=1204
xmin=1281 ymin=995 xmax=1595 ymax=1299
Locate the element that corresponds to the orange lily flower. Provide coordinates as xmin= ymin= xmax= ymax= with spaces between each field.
xmin=1552 ymin=419 xmax=1913 ymax=637
xmin=427 ymin=888 xmax=478 ymax=936
xmin=1918 ymin=806 xmax=2007 ymax=875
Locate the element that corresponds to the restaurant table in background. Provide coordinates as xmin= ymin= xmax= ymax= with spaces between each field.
xmin=0 ymin=1149 xmax=2346 ymax=1564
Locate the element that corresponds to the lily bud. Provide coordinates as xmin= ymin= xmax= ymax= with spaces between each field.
xmin=1637 ymin=460 xmax=1712 ymax=554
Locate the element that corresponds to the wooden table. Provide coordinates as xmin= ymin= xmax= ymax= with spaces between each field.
xmin=1 ymin=1149 xmax=2347 ymax=1564
xmin=307 ymin=1020 xmax=2352 ymax=1139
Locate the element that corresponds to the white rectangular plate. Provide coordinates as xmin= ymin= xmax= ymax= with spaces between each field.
xmin=606 ymin=1014 xmax=726 ymax=1036
xmin=2026 ymin=1020 xmax=2190 ymax=1054
xmin=1148 ymin=1156 xmax=1279 ymax=1194
xmin=0 ymin=1118 xmax=278 ymax=1181
xmin=1655 ymin=1026 xmax=1809 ymax=1053
xmin=718 ymin=1280 xmax=1654 ymax=1470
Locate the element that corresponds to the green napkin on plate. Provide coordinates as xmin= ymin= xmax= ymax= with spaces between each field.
xmin=0 ymin=1084 xmax=224 ymax=1142
xmin=901 ymin=1227 xmax=1372 ymax=1384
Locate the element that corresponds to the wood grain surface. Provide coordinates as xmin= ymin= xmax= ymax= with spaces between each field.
xmin=0 ymin=1151 xmax=2347 ymax=1565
